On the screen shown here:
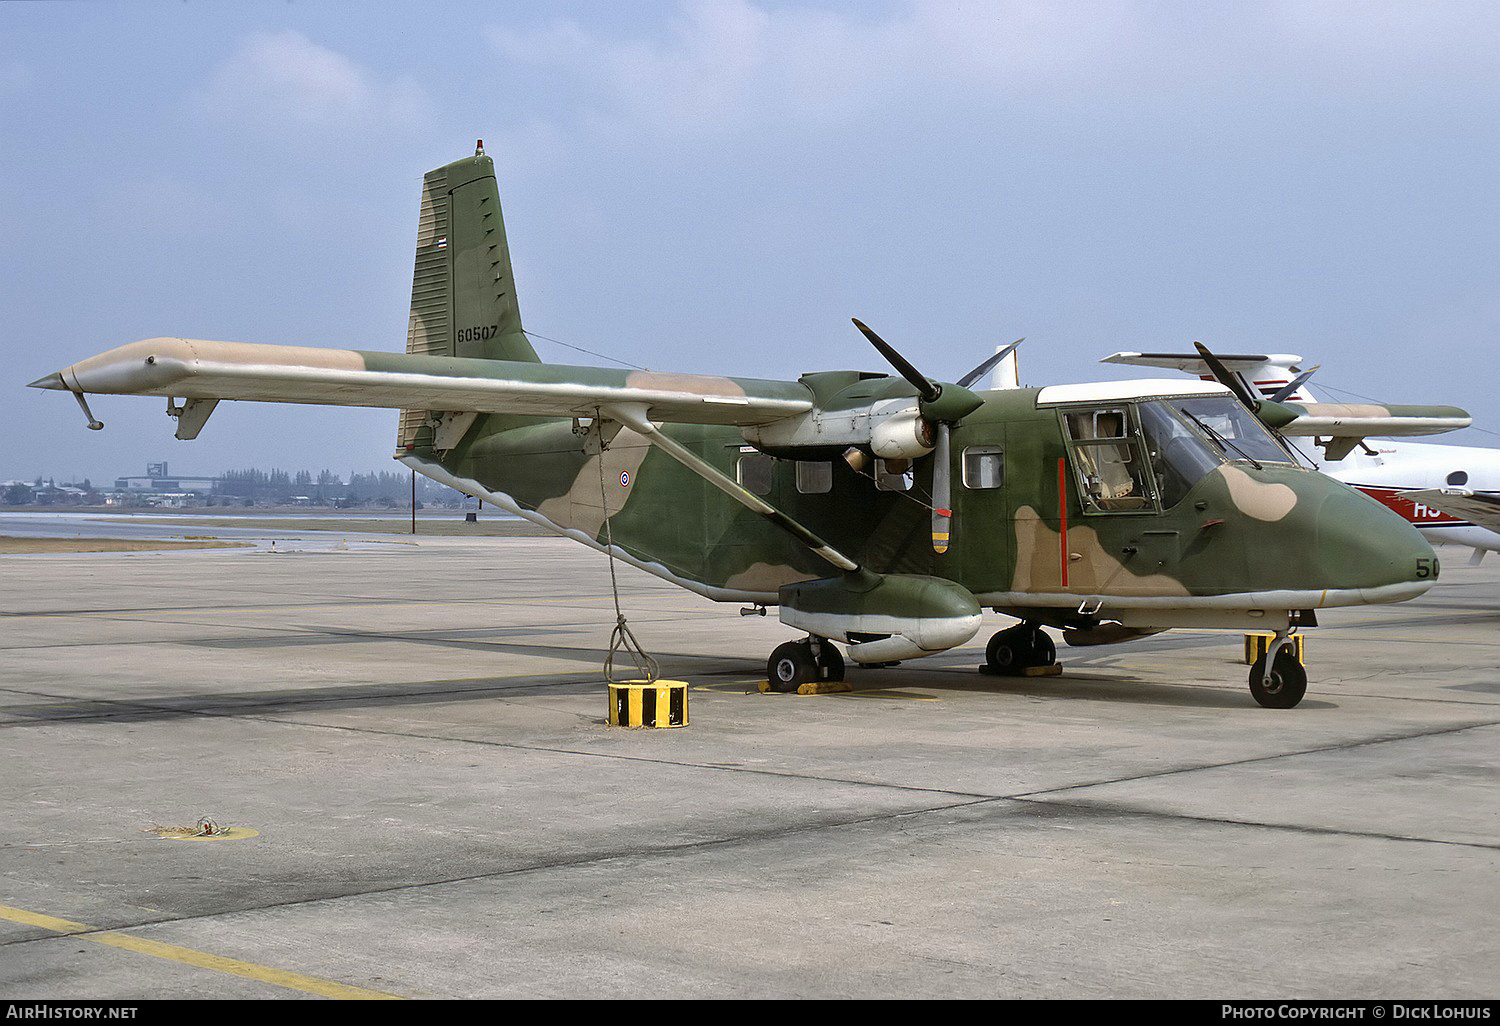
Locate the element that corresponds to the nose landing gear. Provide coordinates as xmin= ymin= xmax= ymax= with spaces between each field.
xmin=1249 ymin=636 xmax=1307 ymax=708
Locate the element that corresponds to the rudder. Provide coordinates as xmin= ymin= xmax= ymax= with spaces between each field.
xmin=399 ymin=142 xmax=538 ymax=449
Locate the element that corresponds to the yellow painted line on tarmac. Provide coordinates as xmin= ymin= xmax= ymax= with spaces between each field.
xmin=838 ymin=689 xmax=940 ymax=701
xmin=0 ymin=903 xmax=402 ymax=1000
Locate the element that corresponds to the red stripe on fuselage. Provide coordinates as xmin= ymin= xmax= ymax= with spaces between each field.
xmin=1354 ymin=485 xmax=1471 ymax=527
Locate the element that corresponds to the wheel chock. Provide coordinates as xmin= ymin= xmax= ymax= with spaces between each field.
xmin=608 ymin=679 xmax=688 ymax=727
xmin=979 ymin=663 xmax=1062 ymax=677
xmin=1243 ymin=634 xmax=1304 ymax=666
xmin=755 ymin=679 xmax=852 ymax=695
xmin=796 ymin=680 xmax=852 ymax=695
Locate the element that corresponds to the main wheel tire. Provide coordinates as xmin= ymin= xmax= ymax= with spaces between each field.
xmin=768 ymin=641 xmax=817 ymax=693
xmin=985 ymin=626 xmax=1027 ymax=675
xmin=1249 ymin=647 xmax=1308 ymax=709
xmin=986 ymin=624 xmax=1054 ymax=675
xmin=1030 ymin=628 xmax=1056 ymax=667
xmin=813 ymin=639 xmax=845 ymax=682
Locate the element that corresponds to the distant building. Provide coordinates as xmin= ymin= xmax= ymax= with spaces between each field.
xmin=113 ymin=462 xmax=218 ymax=496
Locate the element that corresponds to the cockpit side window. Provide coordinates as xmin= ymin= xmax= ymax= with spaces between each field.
xmin=1138 ymin=401 xmax=1224 ymax=508
xmin=1063 ymin=406 xmax=1155 ymax=513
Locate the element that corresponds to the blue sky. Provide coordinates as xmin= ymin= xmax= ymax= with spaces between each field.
xmin=4 ymin=1 xmax=1497 ymax=484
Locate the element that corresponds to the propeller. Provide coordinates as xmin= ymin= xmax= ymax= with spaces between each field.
xmin=852 ymin=319 xmax=940 ymax=403
xmin=1193 ymin=340 xmax=1260 ymax=411
xmin=957 ymin=338 xmax=1024 ymax=389
xmin=852 ymin=319 xmax=989 ymax=555
xmin=1192 ymin=340 xmax=1300 ymax=430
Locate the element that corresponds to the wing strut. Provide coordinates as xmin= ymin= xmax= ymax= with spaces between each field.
xmin=602 ymin=403 xmax=862 ymax=575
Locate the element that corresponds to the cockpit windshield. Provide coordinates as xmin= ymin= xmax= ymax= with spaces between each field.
xmin=1136 ymin=401 xmax=1223 ymax=508
xmin=1061 ymin=396 xmax=1296 ymax=513
xmin=1173 ymin=397 xmax=1296 ymax=467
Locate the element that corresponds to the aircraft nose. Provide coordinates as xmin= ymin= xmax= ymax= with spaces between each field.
xmin=1315 ymin=484 xmax=1436 ymax=598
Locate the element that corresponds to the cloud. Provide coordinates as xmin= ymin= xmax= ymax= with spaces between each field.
xmin=487 ymin=0 xmax=1499 ymax=137
xmin=194 ymin=30 xmax=431 ymax=135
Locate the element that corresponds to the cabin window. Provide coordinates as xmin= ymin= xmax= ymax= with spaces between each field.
xmin=737 ymin=453 xmax=774 ymax=495
xmin=875 ymin=458 xmax=913 ymax=491
xmin=796 ymin=461 xmax=832 ymax=494
xmin=962 ymin=447 xmax=1004 ymax=489
xmin=1065 ymin=409 xmax=1130 ymax=441
xmin=1447 ymin=470 xmax=1469 ymax=487
xmin=1063 ymin=406 xmax=1154 ymax=513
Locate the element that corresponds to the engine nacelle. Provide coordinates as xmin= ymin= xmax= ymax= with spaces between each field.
xmin=869 ymin=406 xmax=935 ymax=460
xmin=742 ymin=398 xmax=934 ymax=460
xmin=779 ymin=572 xmax=982 ymax=665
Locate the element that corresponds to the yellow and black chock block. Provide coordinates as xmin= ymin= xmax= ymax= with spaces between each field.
xmin=1244 ymin=633 xmax=1305 ymax=666
xmin=608 ymin=679 xmax=689 ymax=728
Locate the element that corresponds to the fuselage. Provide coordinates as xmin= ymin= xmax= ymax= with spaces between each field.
xmin=409 ymin=378 xmax=1436 ymax=633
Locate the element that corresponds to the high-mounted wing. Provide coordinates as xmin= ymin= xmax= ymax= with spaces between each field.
xmin=28 ymin=337 xmax=813 ymax=430
xmin=1102 ymin=349 xmax=1469 ymax=459
xmin=1273 ymin=403 xmax=1471 ymax=439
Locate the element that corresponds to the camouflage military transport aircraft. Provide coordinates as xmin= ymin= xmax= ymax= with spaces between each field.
xmin=31 ymin=146 xmax=1460 ymax=709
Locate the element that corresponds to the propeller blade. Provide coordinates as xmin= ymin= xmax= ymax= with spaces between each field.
xmin=957 ymin=338 xmax=1024 ymax=389
xmin=931 ymin=422 xmax=952 ymax=555
xmin=1267 ymin=365 xmax=1320 ymax=403
xmin=1193 ymin=340 xmax=1260 ymax=412
xmin=852 ymin=318 xmax=941 ymax=403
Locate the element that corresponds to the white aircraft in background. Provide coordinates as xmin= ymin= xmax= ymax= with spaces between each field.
xmin=1102 ymin=350 xmax=1500 ymax=564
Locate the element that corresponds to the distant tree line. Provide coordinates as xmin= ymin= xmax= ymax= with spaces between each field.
xmin=215 ymin=468 xmax=467 ymax=507
xmin=3 ymin=468 xmax=474 ymax=509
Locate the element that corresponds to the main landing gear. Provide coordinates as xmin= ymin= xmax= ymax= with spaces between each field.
xmin=982 ymin=622 xmax=1057 ymax=676
xmin=767 ymin=636 xmax=846 ymax=693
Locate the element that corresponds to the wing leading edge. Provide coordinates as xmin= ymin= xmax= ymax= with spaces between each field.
xmin=28 ymin=337 xmax=813 ymax=428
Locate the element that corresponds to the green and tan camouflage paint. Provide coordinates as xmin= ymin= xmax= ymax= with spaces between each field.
xmin=30 ymin=148 xmax=1440 ymax=633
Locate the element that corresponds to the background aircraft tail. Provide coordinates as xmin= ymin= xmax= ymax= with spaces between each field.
xmin=398 ymin=143 xmax=539 ymax=449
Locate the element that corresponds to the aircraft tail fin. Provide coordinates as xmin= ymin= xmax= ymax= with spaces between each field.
xmin=1101 ymin=350 xmax=1317 ymax=403
xmin=399 ymin=142 xmax=540 ymax=448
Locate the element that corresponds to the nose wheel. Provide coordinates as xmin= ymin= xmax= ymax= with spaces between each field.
xmin=767 ymin=637 xmax=846 ymax=693
xmin=1249 ymin=644 xmax=1307 ymax=708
